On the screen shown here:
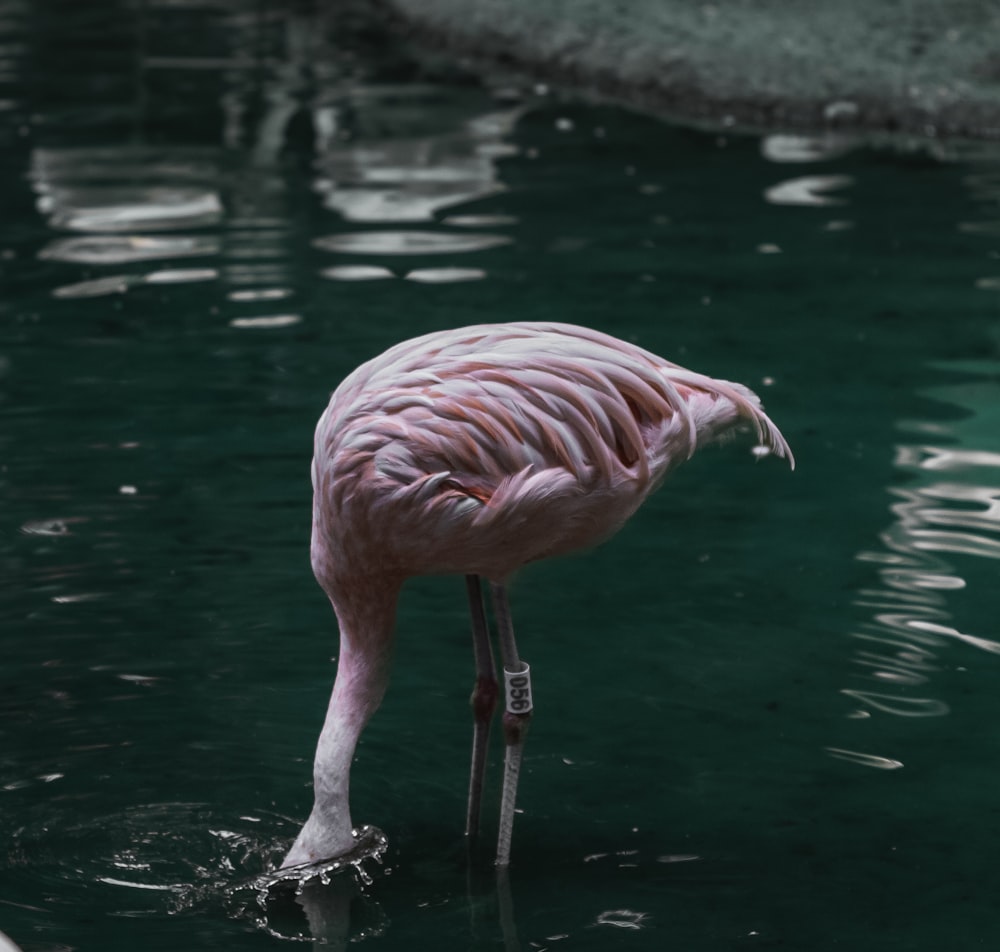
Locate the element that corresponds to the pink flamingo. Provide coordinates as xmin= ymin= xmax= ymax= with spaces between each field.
xmin=282 ymin=321 xmax=793 ymax=870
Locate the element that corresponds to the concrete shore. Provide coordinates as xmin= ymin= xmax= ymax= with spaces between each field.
xmin=378 ymin=0 xmax=1000 ymax=139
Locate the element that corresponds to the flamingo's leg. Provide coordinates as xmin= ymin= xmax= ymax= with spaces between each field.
xmin=465 ymin=575 xmax=498 ymax=843
xmin=490 ymin=581 xmax=533 ymax=868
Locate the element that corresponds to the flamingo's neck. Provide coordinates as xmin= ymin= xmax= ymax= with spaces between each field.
xmin=282 ymin=577 xmax=401 ymax=868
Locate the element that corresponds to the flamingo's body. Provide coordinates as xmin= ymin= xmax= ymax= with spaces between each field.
xmin=282 ymin=321 xmax=793 ymax=870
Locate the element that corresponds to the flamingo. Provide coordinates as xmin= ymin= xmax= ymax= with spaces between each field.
xmin=281 ymin=321 xmax=793 ymax=870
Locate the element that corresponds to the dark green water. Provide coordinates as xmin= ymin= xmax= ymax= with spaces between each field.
xmin=3 ymin=2 xmax=1000 ymax=949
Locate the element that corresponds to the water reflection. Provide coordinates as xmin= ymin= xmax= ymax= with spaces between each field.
xmin=38 ymin=183 xmax=222 ymax=232
xmin=824 ymin=747 xmax=904 ymax=770
xmin=843 ymin=363 xmax=1000 ymax=730
xmin=313 ymin=230 xmax=511 ymax=255
xmin=14 ymin=10 xmax=531 ymax=944
xmin=31 ymin=10 xmax=521 ymax=299
xmin=314 ymin=87 xmax=519 ymax=223
xmin=39 ymin=234 xmax=220 ymax=265
xmin=229 ymin=314 xmax=301 ymax=329
xmin=11 ymin=2 xmax=1000 ymax=950
xmin=405 ymin=267 xmax=486 ymax=283
xmin=760 ymin=133 xmax=855 ymax=164
xmin=956 ymin=143 xmax=1000 ymax=240
xmin=764 ymin=174 xmax=852 ymax=207
xmin=31 ymin=147 xmax=226 ymax=273
xmin=595 ymin=909 xmax=650 ymax=930
xmin=305 ymin=76 xmax=520 ymax=282
xmin=53 ymin=269 xmax=218 ymax=298
xmin=321 ymin=264 xmax=394 ymax=281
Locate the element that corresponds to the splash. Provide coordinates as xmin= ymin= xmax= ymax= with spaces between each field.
xmin=594 ymin=909 xmax=650 ymax=930
xmin=243 ymin=825 xmax=389 ymax=900
xmin=223 ymin=826 xmax=390 ymax=943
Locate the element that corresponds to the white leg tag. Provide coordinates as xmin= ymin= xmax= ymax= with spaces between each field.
xmin=504 ymin=664 xmax=532 ymax=714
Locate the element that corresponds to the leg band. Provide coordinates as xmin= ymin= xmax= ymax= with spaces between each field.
xmin=503 ymin=664 xmax=532 ymax=715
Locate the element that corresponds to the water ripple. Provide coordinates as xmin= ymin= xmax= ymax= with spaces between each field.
xmin=319 ymin=265 xmax=395 ymax=282
xmin=594 ymin=909 xmax=650 ymax=930
xmin=313 ymin=92 xmax=519 ymax=223
xmin=321 ymin=184 xmax=504 ymax=224
xmin=313 ymin=231 xmax=511 ymax=256
xmin=405 ymin=267 xmax=486 ymax=283
xmin=229 ymin=315 xmax=302 ymax=329
xmin=760 ymin=134 xmax=854 ymax=163
xmin=443 ymin=214 xmax=519 ymax=227
xmin=227 ymin=288 xmax=292 ymax=302
xmin=764 ymin=174 xmax=852 ymax=206
xmin=841 ymin=690 xmax=949 ymax=718
xmin=37 ymin=187 xmax=222 ymax=233
xmin=844 ymin=363 xmax=1000 ymax=726
xmin=39 ymin=235 xmax=219 ymax=265
xmin=825 ymin=748 xmax=904 ymax=770
xmin=53 ymin=268 xmax=219 ymax=298
xmin=145 ymin=268 xmax=218 ymax=285
xmin=53 ymin=275 xmax=132 ymax=298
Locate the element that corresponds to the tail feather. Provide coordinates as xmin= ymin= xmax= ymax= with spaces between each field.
xmin=666 ymin=369 xmax=795 ymax=470
xmin=724 ymin=380 xmax=794 ymax=469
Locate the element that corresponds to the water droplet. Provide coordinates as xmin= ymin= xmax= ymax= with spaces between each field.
xmin=240 ymin=825 xmax=389 ymax=896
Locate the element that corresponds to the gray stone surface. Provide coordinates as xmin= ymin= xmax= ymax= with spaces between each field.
xmin=379 ymin=0 xmax=1000 ymax=139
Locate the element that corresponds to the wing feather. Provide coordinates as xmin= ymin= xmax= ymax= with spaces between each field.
xmin=314 ymin=321 xmax=793 ymax=580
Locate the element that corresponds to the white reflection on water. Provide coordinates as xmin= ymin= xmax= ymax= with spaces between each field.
xmin=844 ymin=364 xmax=1000 ymax=724
xmin=318 ymin=265 xmax=489 ymax=285
xmin=825 ymin=748 xmax=903 ymax=770
xmin=54 ymin=269 xmax=219 ymax=298
xmin=308 ymin=79 xmax=520 ymax=285
xmin=227 ymin=288 xmax=292 ymax=301
xmin=320 ymin=265 xmax=395 ymax=282
xmin=39 ymin=235 xmax=219 ymax=265
xmin=31 ymin=148 xmax=227 ymax=276
xmin=36 ymin=185 xmax=222 ymax=233
xmin=594 ymin=909 xmax=650 ymax=930
xmin=405 ymin=267 xmax=486 ymax=283
xmin=760 ymin=133 xmax=855 ymax=164
xmin=443 ymin=214 xmax=519 ymax=227
xmin=314 ymin=88 xmax=520 ymax=224
xmin=53 ymin=275 xmax=133 ymax=299
xmin=146 ymin=268 xmax=219 ymax=285
xmin=229 ymin=315 xmax=302 ymax=329
xmin=313 ymin=231 xmax=511 ymax=255
xmin=764 ymin=174 xmax=852 ymax=207
xmin=30 ymin=10 xmax=520 ymax=308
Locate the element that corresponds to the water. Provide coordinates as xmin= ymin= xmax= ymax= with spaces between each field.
xmin=2 ymin=1 xmax=1000 ymax=949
